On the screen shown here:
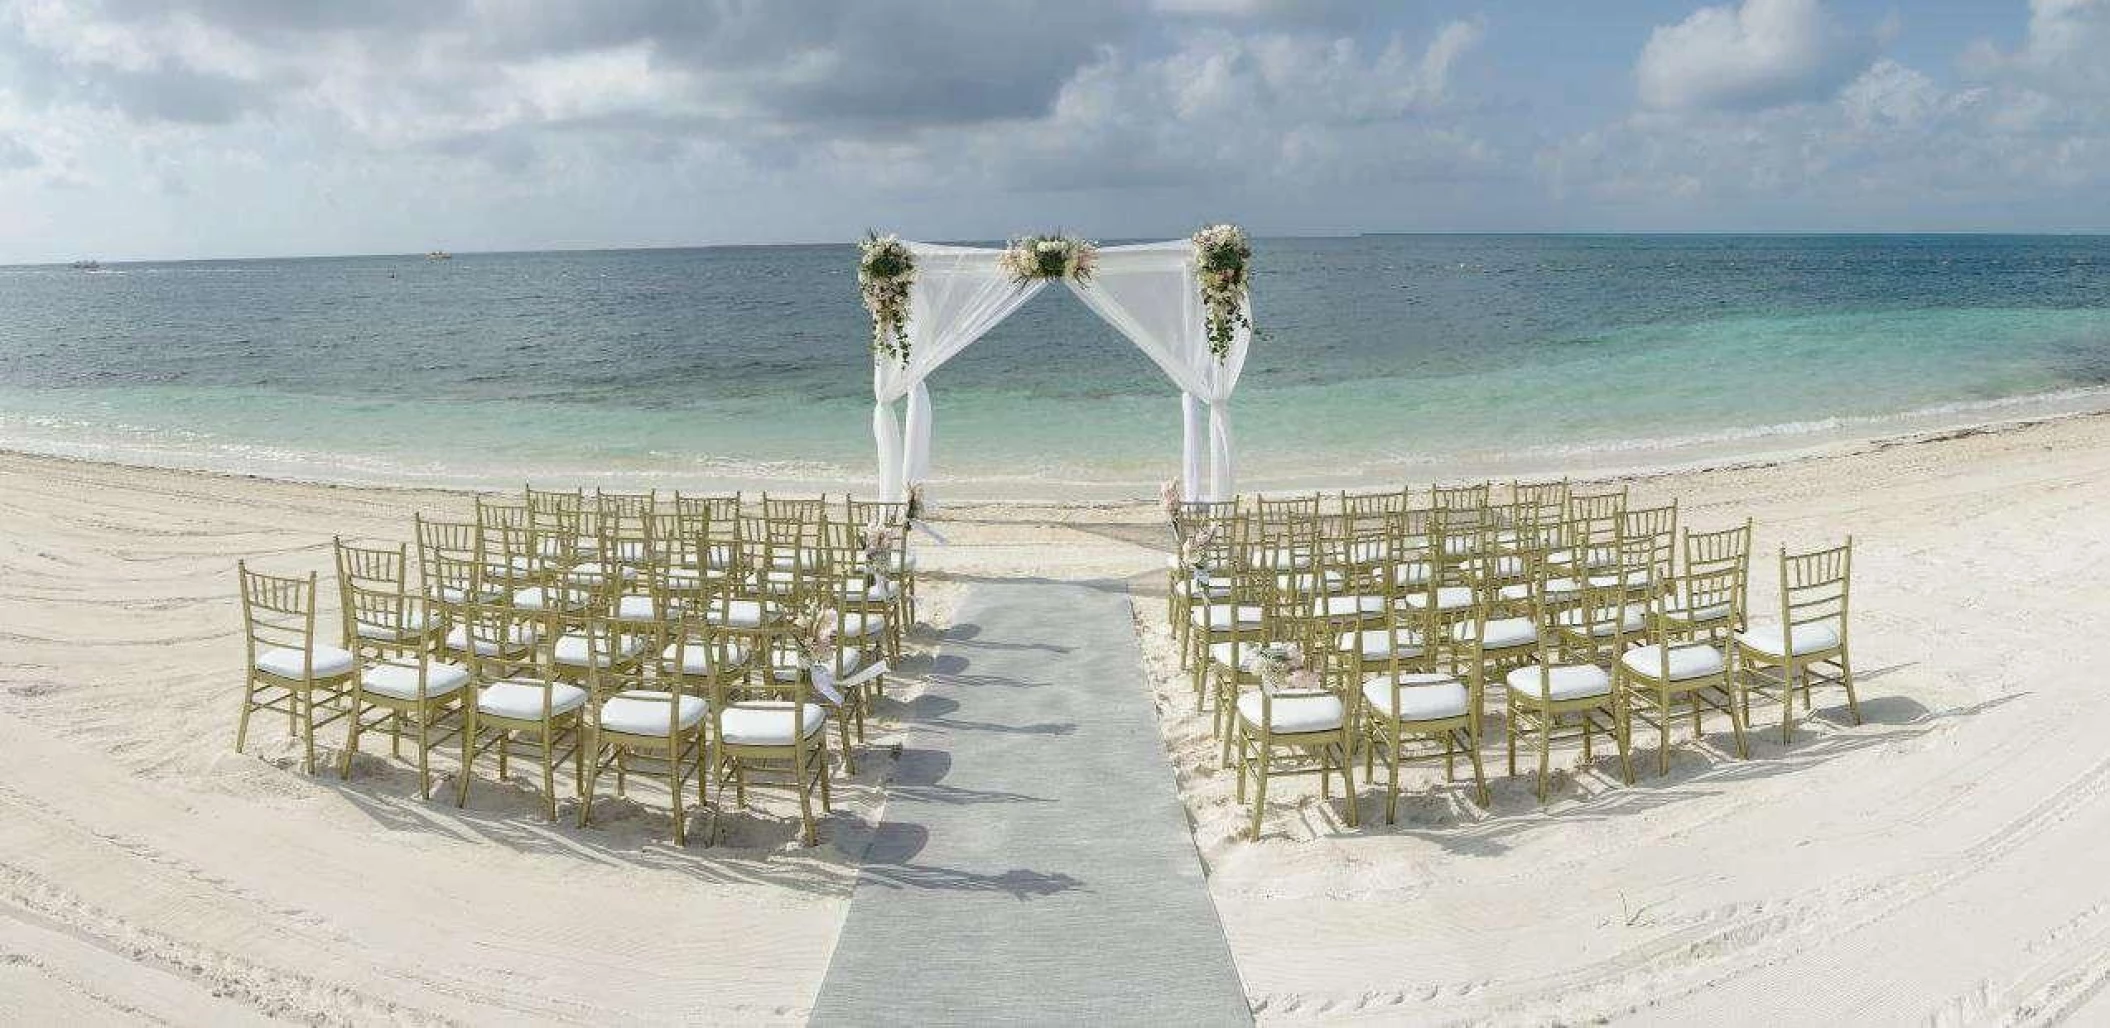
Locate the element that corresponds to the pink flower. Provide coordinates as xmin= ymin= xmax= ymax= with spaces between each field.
xmin=1159 ymin=478 xmax=1182 ymax=517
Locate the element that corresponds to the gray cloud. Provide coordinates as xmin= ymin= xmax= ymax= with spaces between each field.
xmin=0 ymin=132 xmax=35 ymax=170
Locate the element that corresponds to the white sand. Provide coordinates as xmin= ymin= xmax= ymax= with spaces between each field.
xmin=2 ymin=412 xmax=2107 ymax=1023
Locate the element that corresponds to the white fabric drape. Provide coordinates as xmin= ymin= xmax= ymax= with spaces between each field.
xmin=871 ymin=243 xmax=1046 ymax=500
xmin=1064 ymin=240 xmax=1250 ymax=500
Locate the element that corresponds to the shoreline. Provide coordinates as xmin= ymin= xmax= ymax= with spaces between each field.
xmin=8 ymin=398 xmax=2110 ymax=509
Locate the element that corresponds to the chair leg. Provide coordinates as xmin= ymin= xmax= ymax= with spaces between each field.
xmin=670 ymin=744 xmax=686 ymax=847
xmin=1726 ymin=683 xmax=1750 ymax=759
xmin=415 ymin=711 xmax=431 ymax=799
xmin=1466 ymin=729 xmax=1489 ymax=807
xmin=457 ymin=718 xmax=475 ymax=808
xmin=1780 ymin=661 xmax=1797 ymax=744
xmin=540 ymin=724 xmax=557 ymax=821
xmin=234 ymin=679 xmax=257 ymax=754
xmin=1338 ymin=740 xmax=1358 ymax=828
xmin=1658 ymin=694 xmax=1671 ymax=777
xmin=299 ymin=688 xmax=318 ymax=775
xmin=1839 ymin=649 xmax=1862 ymax=725
xmin=1506 ymin=706 xmax=1518 ymax=777
xmin=1535 ymin=711 xmax=1551 ymax=802
xmin=1250 ymin=744 xmax=1270 ymax=839
xmin=579 ymin=737 xmax=598 ymax=829
xmin=340 ymin=702 xmax=362 ymax=780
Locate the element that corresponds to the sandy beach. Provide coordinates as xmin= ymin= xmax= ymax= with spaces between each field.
xmin=4 ymin=410 xmax=2109 ymax=1024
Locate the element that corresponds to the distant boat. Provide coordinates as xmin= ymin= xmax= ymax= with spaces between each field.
xmin=425 ymin=251 xmax=452 ymax=260
xmin=71 ymin=260 xmax=101 ymax=271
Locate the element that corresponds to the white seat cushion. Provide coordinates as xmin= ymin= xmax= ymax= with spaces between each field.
xmin=718 ymin=700 xmax=829 ymax=746
xmin=510 ymin=586 xmax=587 ymax=612
xmin=1382 ymin=561 xmax=1432 ymax=587
xmin=1335 ymin=627 xmax=1424 ymax=661
xmin=770 ymin=648 xmax=865 ymax=682
xmin=1191 ymin=604 xmax=1264 ymax=630
xmin=848 ymin=577 xmax=900 ymax=601
xmin=1403 ymin=586 xmax=1474 ymax=612
xmin=702 ymin=599 xmax=771 ymax=628
xmin=1308 ymin=594 xmax=1387 ymax=618
xmin=552 ymin=632 xmax=647 ymax=667
xmin=1737 ymin=621 xmax=1841 ymax=658
xmin=1455 ymin=615 xmax=1537 ymax=649
xmin=1460 ymin=554 xmax=1524 ymax=579
xmin=436 ymin=583 xmax=505 ymax=604
xmin=1662 ymin=600 xmax=1735 ymax=625
xmin=1555 ymin=603 xmax=1647 ymax=636
xmin=477 ymin=678 xmax=587 ymax=720
xmin=1505 ymin=663 xmax=1613 ymax=701
xmin=563 ymin=561 xmax=637 ymax=585
xmin=611 ymin=594 xmax=659 ymax=620
xmin=1236 ymin=690 xmax=1345 ymax=734
xmin=839 ymin=611 xmax=887 ymax=637
xmin=359 ymin=659 xmax=471 ymax=701
xmin=255 ymin=645 xmax=355 ymax=680
xmin=1361 ymin=674 xmax=1470 ymax=721
xmin=1621 ymin=644 xmax=1726 ymax=682
xmin=1173 ymin=576 xmax=1233 ymax=599
xmin=660 ymin=639 xmax=749 ymax=676
xmin=1549 ymin=546 xmax=1617 ymax=568
xmin=598 ymin=690 xmax=707 ymax=735
xmin=444 ymin=623 xmax=537 ymax=657
xmin=354 ymin=608 xmax=436 ymax=642
xmin=1498 ymin=575 xmax=1618 ymax=602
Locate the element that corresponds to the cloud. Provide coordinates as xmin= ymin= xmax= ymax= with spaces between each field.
xmin=952 ymin=21 xmax=1493 ymax=194
xmin=1636 ymin=0 xmax=1874 ymax=112
xmin=0 ymin=131 xmax=34 ymax=169
xmin=1962 ymin=0 xmax=2110 ymax=95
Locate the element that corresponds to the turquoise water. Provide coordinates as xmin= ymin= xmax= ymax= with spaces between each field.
xmin=2 ymin=236 xmax=2106 ymax=496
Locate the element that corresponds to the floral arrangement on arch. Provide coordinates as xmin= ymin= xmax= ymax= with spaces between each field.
xmin=859 ymin=232 xmax=917 ymax=363
xmin=1192 ymin=223 xmax=1253 ymax=363
xmin=999 ymin=233 xmax=1097 ymax=284
xmin=1244 ymin=642 xmax=1320 ymax=694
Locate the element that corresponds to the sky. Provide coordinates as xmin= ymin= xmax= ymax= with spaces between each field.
xmin=1 ymin=0 xmax=2108 ymax=262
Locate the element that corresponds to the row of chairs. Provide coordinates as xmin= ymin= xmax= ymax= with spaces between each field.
xmin=234 ymin=487 xmax=919 ymax=847
xmin=1170 ymin=482 xmax=1857 ymax=835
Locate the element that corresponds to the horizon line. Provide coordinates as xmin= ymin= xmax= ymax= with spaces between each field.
xmin=14 ymin=229 xmax=2110 ymax=268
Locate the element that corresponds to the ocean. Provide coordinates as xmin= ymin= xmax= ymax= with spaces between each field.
xmin=3 ymin=234 xmax=2107 ymax=499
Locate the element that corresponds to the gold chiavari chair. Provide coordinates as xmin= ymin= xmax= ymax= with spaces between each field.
xmin=1505 ymin=561 xmax=1634 ymax=801
xmin=1431 ymin=481 xmax=1490 ymax=512
xmin=713 ymin=619 xmax=834 ymax=847
xmin=674 ymin=492 xmax=743 ymax=570
xmin=476 ymin=494 xmax=530 ymax=533
xmin=1621 ymin=553 xmax=1749 ymax=775
xmin=1550 ymin=487 xmax=1628 ymax=577
xmin=1357 ymin=513 xmax=1483 ymax=820
xmin=1661 ymin=520 xmax=1752 ymax=643
xmin=414 ymin=513 xmax=499 ymax=605
xmin=334 ymin=537 xmax=438 ymax=662
xmin=235 ymin=562 xmax=358 ymax=774
xmin=1736 ymin=539 xmax=1858 ymax=744
xmin=1201 ymin=564 xmax=1276 ymax=748
xmin=577 ymin=612 xmax=711 ymax=846
xmin=340 ymin=590 xmax=472 ymax=798
xmin=845 ymin=496 xmax=916 ymax=629
xmin=1340 ymin=485 xmax=1412 ymax=519
xmin=1168 ymin=500 xmax=1239 ymax=661
xmin=1230 ymin=575 xmax=1359 ymax=838
xmin=1451 ymin=522 xmax=1547 ymax=716
xmin=1510 ymin=478 xmax=1570 ymax=524
xmin=1620 ymin=500 xmax=1679 ymax=596
xmin=455 ymin=599 xmax=586 ymax=819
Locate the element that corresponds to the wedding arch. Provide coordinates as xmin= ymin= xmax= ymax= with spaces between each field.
xmin=860 ymin=228 xmax=1255 ymax=503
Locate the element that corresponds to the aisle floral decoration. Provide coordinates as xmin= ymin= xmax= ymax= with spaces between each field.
xmin=1244 ymin=642 xmax=1320 ymax=693
xmin=1160 ymin=478 xmax=1183 ymax=520
xmin=858 ymin=232 xmax=917 ymax=363
xmin=999 ymin=233 xmax=1097 ymax=284
xmin=1192 ymin=223 xmax=1253 ymax=363
xmin=861 ymin=519 xmax=896 ymax=589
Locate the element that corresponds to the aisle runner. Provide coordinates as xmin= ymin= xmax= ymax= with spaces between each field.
xmin=811 ymin=579 xmax=1252 ymax=1026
